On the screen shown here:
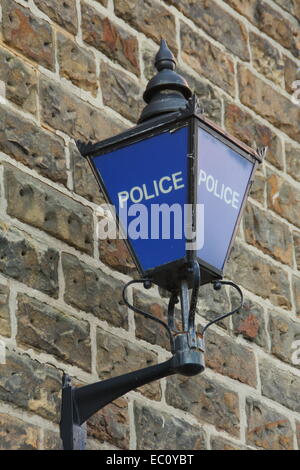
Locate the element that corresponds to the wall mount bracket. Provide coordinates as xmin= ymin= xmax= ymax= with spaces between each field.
xmin=60 ymin=264 xmax=243 ymax=450
xmin=60 ymin=334 xmax=204 ymax=450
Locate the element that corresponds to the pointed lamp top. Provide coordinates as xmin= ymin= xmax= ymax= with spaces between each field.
xmin=139 ymin=39 xmax=192 ymax=123
xmin=155 ymin=38 xmax=176 ymax=71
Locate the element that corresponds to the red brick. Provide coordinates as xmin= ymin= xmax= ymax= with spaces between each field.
xmin=81 ymin=2 xmax=140 ymax=75
xmin=267 ymin=170 xmax=300 ymax=228
xmin=97 ymin=329 xmax=161 ymax=401
xmin=225 ymin=101 xmax=284 ymax=170
xmin=100 ymin=61 xmax=143 ymax=122
xmin=225 ymin=0 xmax=300 ymax=58
xmin=250 ymin=32 xmax=284 ymax=87
xmin=0 ymin=283 xmax=10 ymax=338
xmin=274 ymin=0 xmax=300 ymax=20
xmin=284 ymin=55 xmax=300 ymax=95
xmin=181 ymin=22 xmax=235 ymax=96
xmin=114 ymin=0 xmax=177 ymax=54
xmin=4 ymin=166 xmax=94 ymax=255
xmin=40 ymin=76 xmax=124 ymax=141
xmin=226 ymin=243 xmax=292 ymax=309
xmin=246 ymin=398 xmax=293 ymax=450
xmin=0 ymin=104 xmax=67 ymax=186
xmin=57 ymin=32 xmax=98 ymax=95
xmin=2 ymin=0 xmax=54 ymax=70
xmin=205 ymin=330 xmax=257 ymax=387
xmin=244 ymin=203 xmax=293 ymax=266
xmin=99 ymin=236 xmax=137 ymax=275
xmin=166 ymin=374 xmax=240 ymax=437
xmin=0 ymin=413 xmax=40 ymax=450
xmin=87 ymin=398 xmax=129 ymax=449
xmin=135 ymin=402 xmax=207 ymax=449
xmin=34 ymin=0 xmax=78 ymax=34
xmin=0 ymin=47 xmax=37 ymax=115
xmin=238 ymin=65 xmax=300 ymax=143
xmin=166 ymin=0 xmax=249 ymax=60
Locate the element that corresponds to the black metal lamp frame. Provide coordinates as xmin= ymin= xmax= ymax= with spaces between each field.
xmin=60 ymin=97 xmax=265 ymax=451
xmin=60 ymin=41 xmax=265 ymax=451
xmin=77 ymin=96 xmax=263 ymax=292
xmin=60 ymin=98 xmax=264 ymax=450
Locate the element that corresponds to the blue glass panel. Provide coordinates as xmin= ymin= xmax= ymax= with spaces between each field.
xmin=93 ymin=126 xmax=188 ymax=272
xmin=197 ymin=127 xmax=253 ymax=270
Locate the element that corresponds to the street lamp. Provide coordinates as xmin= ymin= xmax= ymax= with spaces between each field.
xmin=60 ymin=40 xmax=266 ymax=450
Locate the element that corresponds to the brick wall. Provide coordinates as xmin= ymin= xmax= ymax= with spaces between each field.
xmin=0 ymin=0 xmax=299 ymax=451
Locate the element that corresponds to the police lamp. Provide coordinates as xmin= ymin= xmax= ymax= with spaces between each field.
xmin=60 ymin=40 xmax=265 ymax=450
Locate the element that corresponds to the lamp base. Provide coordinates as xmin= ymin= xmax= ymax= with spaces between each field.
xmin=145 ymin=258 xmax=222 ymax=292
xmin=171 ymin=333 xmax=205 ymax=376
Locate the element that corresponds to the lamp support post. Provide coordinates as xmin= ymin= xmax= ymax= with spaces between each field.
xmin=60 ymin=271 xmax=206 ymax=451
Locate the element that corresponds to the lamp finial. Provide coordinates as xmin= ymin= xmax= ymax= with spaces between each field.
xmin=139 ymin=39 xmax=192 ymax=123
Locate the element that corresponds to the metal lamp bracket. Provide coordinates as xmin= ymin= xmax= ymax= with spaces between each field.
xmin=59 ymin=262 xmax=243 ymax=450
xmin=60 ymin=263 xmax=205 ymax=450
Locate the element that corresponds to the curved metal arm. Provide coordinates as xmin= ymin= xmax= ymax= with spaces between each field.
xmin=74 ymin=360 xmax=175 ymax=426
xmin=202 ymin=280 xmax=244 ymax=335
xmin=122 ymin=279 xmax=174 ymax=351
xmin=60 ymin=360 xmax=174 ymax=450
xmin=60 ymin=345 xmax=205 ymax=450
